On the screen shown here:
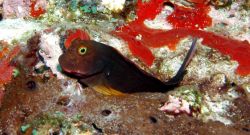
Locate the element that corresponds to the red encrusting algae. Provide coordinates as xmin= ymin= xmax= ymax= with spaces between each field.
xmin=113 ymin=0 xmax=250 ymax=76
xmin=0 ymin=43 xmax=20 ymax=107
xmin=167 ymin=4 xmax=212 ymax=29
xmin=113 ymin=0 xmax=167 ymax=66
xmin=136 ymin=0 xmax=166 ymax=23
xmin=30 ymin=0 xmax=45 ymax=18
xmin=65 ymin=29 xmax=91 ymax=48
xmin=0 ymin=45 xmax=20 ymax=85
xmin=143 ymin=28 xmax=250 ymax=76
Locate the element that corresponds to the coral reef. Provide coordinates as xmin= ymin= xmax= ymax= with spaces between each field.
xmin=0 ymin=0 xmax=250 ymax=134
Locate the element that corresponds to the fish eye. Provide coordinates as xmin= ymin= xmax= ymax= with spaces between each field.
xmin=78 ymin=46 xmax=87 ymax=55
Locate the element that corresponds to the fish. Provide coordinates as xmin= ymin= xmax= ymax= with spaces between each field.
xmin=59 ymin=38 xmax=197 ymax=96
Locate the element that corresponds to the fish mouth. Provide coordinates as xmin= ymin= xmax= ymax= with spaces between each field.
xmin=61 ymin=68 xmax=86 ymax=78
xmin=61 ymin=66 xmax=103 ymax=79
xmin=59 ymin=55 xmax=105 ymax=79
xmin=58 ymin=55 xmax=87 ymax=78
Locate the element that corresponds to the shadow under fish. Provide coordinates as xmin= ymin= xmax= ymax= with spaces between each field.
xmin=59 ymin=38 xmax=197 ymax=96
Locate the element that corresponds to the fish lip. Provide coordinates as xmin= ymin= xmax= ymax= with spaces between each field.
xmin=59 ymin=55 xmax=92 ymax=78
xmin=61 ymin=68 xmax=86 ymax=78
xmin=61 ymin=67 xmax=103 ymax=79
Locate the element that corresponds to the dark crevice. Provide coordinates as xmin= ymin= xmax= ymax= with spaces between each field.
xmin=92 ymin=123 xmax=103 ymax=133
xmin=163 ymin=2 xmax=175 ymax=9
xmin=0 ymin=14 xmax=2 ymax=21
xmin=230 ymin=82 xmax=236 ymax=87
xmin=242 ymin=127 xmax=250 ymax=132
xmin=59 ymin=36 xmax=66 ymax=52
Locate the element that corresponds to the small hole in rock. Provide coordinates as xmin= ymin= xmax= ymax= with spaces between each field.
xmin=149 ymin=116 xmax=157 ymax=123
xmin=26 ymin=80 xmax=37 ymax=90
xmin=101 ymin=109 xmax=112 ymax=116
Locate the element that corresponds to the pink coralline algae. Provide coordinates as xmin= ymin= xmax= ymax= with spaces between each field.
xmin=159 ymin=95 xmax=191 ymax=114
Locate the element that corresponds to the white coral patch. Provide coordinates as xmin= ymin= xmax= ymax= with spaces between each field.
xmin=202 ymin=94 xmax=233 ymax=125
xmin=38 ymin=32 xmax=65 ymax=79
xmin=101 ymin=0 xmax=126 ymax=12
xmin=0 ymin=19 xmax=44 ymax=44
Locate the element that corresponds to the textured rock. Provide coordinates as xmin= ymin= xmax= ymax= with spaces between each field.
xmin=3 ymin=0 xmax=30 ymax=18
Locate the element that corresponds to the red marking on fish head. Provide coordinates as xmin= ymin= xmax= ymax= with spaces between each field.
xmin=65 ymin=29 xmax=90 ymax=49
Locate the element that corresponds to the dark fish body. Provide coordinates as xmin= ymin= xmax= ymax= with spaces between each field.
xmin=59 ymin=38 xmax=197 ymax=95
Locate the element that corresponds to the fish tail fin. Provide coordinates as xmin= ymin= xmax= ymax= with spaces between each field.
xmin=164 ymin=37 xmax=198 ymax=86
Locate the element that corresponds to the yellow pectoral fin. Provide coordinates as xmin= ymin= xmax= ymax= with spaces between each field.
xmin=92 ymin=85 xmax=126 ymax=96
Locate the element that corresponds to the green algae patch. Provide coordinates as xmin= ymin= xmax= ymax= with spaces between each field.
xmin=174 ymin=85 xmax=203 ymax=111
xmin=24 ymin=112 xmax=93 ymax=134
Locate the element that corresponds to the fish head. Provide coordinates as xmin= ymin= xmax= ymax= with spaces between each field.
xmin=59 ymin=39 xmax=106 ymax=78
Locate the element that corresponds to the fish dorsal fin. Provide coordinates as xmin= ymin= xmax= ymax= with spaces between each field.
xmin=92 ymin=85 xmax=127 ymax=96
xmin=165 ymin=37 xmax=198 ymax=86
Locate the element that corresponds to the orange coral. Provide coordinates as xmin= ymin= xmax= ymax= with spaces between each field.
xmin=0 ymin=47 xmax=9 ymax=59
